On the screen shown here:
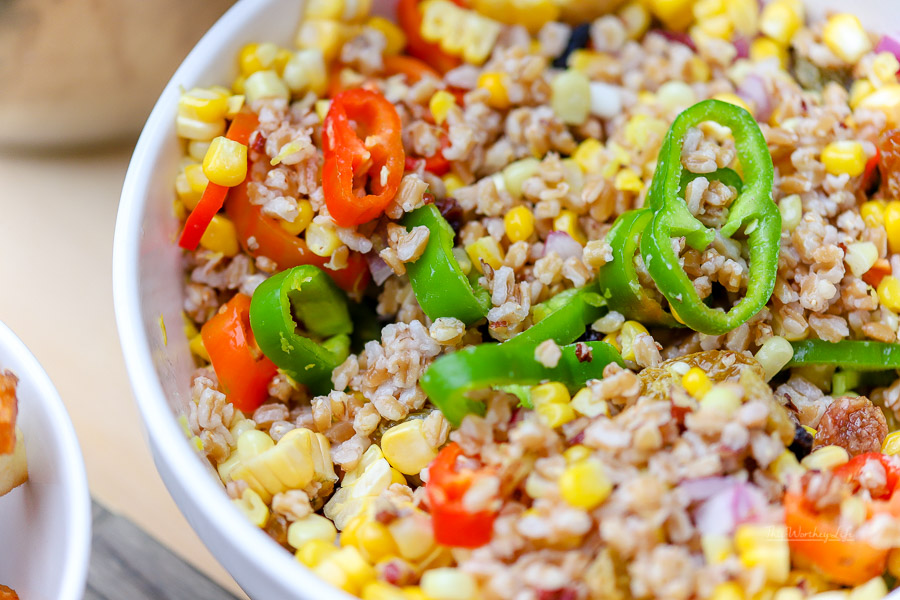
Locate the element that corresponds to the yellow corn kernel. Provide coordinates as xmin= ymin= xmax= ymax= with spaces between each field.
xmin=883 ymin=431 xmax=900 ymax=455
xmin=657 ymin=81 xmax=697 ymax=113
xmin=199 ymin=215 xmax=240 ymax=257
xmin=700 ymin=384 xmax=741 ymax=415
xmin=387 ymin=511 xmax=436 ymax=561
xmin=504 ymin=206 xmax=535 ymax=242
xmin=885 ymin=201 xmax=900 ymax=252
xmin=750 ymin=37 xmax=788 ymax=68
xmin=536 ymin=402 xmax=576 ymax=428
xmin=773 ymin=589 xmax=805 ymax=600
xmin=174 ymin=173 xmax=199 ymax=211
xmin=231 ymin=74 xmax=246 ymax=95
xmin=551 ymin=69 xmax=591 ymax=126
xmin=754 ymin=335 xmax=794 ymax=381
xmin=861 ymin=200 xmax=886 ymax=228
xmin=711 ymin=582 xmax=745 ymax=600
xmin=498 ymin=160 xmax=537 ymax=202
xmin=778 ymin=194 xmax=802 ymax=232
xmin=442 ymin=173 xmax=465 ymax=195
xmin=570 ymin=387 xmax=609 ymax=418
xmin=356 ymin=521 xmax=398 ymax=562
xmin=572 ymin=139 xmax=603 ymax=173
xmin=873 ymin=52 xmax=900 ymax=86
xmin=735 ymin=524 xmax=790 ymax=584
xmin=367 ymin=16 xmax=406 ymax=55
xmin=553 ymin=209 xmax=587 ymax=245
xmin=420 ymin=568 xmax=478 ymax=600
xmin=841 ymin=495 xmax=868 ymax=528
xmin=712 ymin=93 xmax=752 ymax=114
xmin=390 ymin=468 xmax=406 ymax=486
xmin=232 ymin=488 xmax=269 ymax=527
xmin=176 ymin=113 xmax=226 ymax=142
xmin=465 ymin=236 xmax=504 ymax=272
xmin=189 ymin=333 xmax=209 ymax=362
xmin=305 ymin=0 xmax=372 ymax=21
xmin=602 ymin=332 xmax=621 ymax=352
xmin=288 ymin=513 xmax=338 ymax=549
xmin=283 ymin=49 xmax=328 ymax=97
xmin=559 ymin=458 xmax=612 ymax=510
xmin=850 ymin=79 xmax=876 ymax=110
xmin=563 ymin=444 xmax=592 ymax=463
xmin=421 ymin=1 xmax=501 ymax=65
xmin=429 ymin=90 xmax=456 ymax=126
xmin=845 ymin=241 xmax=879 ymax=278
xmin=239 ymin=42 xmax=278 ymax=76
xmin=244 ymin=69 xmax=290 ymax=103
xmin=179 ymin=87 xmax=230 ymax=123
xmin=477 ymin=72 xmax=511 ymax=110
xmin=296 ymin=538 xmax=339 ymax=568
xmin=618 ymin=2 xmax=651 ymax=39
xmin=381 ymin=420 xmax=437 ymax=476
xmin=306 ymin=222 xmax=342 ymax=257
xmin=276 ymin=200 xmax=313 ymax=237
xmin=334 ymin=545 xmax=377 ymax=589
xmin=403 ymin=586 xmax=431 ymax=600
xmin=821 ymin=141 xmax=867 ymax=177
xmin=643 ymin=0 xmax=696 ymax=31
xmin=295 ymin=19 xmax=358 ymax=63
xmin=362 ymin=581 xmax=409 ymax=600
xmin=618 ymin=320 xmax=648 ymax=362
xmin=183 ymin=163 xmax=209 ymax=197
xmin=682 ymin=367 xmax=712 ymax=399
xmin=850 ymin=577 xmax=889 ymax=600
xmin=759 ymin=0 xmax=802 ymax=46
xmin=801 ymin=445 xmax=850 ymax=471
xmin=878 ymin=275 xmax=900 ymax=312
xmin=614 ymin=168 xmax=643 ymax=192
xmin=823 ymin=14 xmax=872 ymax=65
xmin=623 ymin=114 xmax=668 ymax=149
xmin=202 ymin=136 xmax=248 ymax=187
xmin=237 ymin=429 xmax=275 ymax=460
xmin=702 ymin=534 xmax=734 ymax=564
xmin=315 ymin=100 xmax=331 ymax=123
xmin=695 ymin=11 xmax=733 ymax=41
xmin=771 ymin=450 xmax=805 ymax=484
xmin=531 ymin=382 xmax=570 ymax=406
xmin=859 ymin=85 xmax=900 ymax=128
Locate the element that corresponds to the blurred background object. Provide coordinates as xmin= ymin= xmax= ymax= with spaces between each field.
xmin=0 ymin=0 xmax=235 ymax=149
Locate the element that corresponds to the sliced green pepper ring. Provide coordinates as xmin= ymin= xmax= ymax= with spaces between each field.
xmin=788 ymin=340 xmax=900 ymax=371
xmin=506 ymin=284 xmax=608 ymax=347
xmin=403 ymin=204 xmax=491 ymax=325
xmin=249 ymin=265 xmax=353 ymax=395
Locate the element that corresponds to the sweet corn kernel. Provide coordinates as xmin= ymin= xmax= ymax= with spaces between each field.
xmin=643 ymin=0 xmax=695 ymax=31
xmin=179 ymin=88 xmax=230 ymax=123
xmin=362 ymin=581 xmax=408 ymax=600
xmin=845 ymin=241 xmax=879 ymax=278
xmin=726 ymin=0 xmax=759 ymax=38
xmin=232 ymin=488 xmax=269 ymax=527
xmin=553 ymin=210 xmax=587 ymax=245
xmin=421 ymin=1 xmax=501 ymax=65
xmin=239 ymin=42 xmax=278 ymax=76
xmin=283 ymin=49 xmax=328 ymax=97
xmin=619 ymin=320 xmax=648 ymax=362
xmin=551 ymin=69 xmax=591 ymax=125
xmin=428 ymin=90 xmax=457 ymax=127
xmin=442 ymin=173 xmax=465 ymax=195
xmin=306 ymin=222 xmax=342 ymax=257
xmin=850 ymin=577 xmax=889 ymax=600
xmin=885 ymin=201 xmax=900 ymax=252
xmin=202 ymin=136 xmax=248 ymax=187
xmin=536 ymin=402 xmax=576 ymax=428
xmin=465 ymin=236 xmax=504 ymax=272
xmin=420 ymin=568 xmax=478 ymax=600
xmin=700 ymin=385 xmax=741 ymax=415
xmin=477 ymin=72 xmax=511 ymax=109
xmin=603 ymin=332 xmax=621 ymax=352
xmin=850 ymin=79 xmax=877 ymax=110
xmin=559 ymin=458 xmax=612 ymax=510
xmin=531 ymin=382 xmax=570 ymax=406
xmin=175 ymin=173 xmax=200 ymax=210
xmin=232 ymin=74 xmax=246 ymax=95
xmin=295 ymin=538 xmax=338 ymax=567
xmin=750 ymin=37 xmax=788 ymax=67
xmin=657 ymin=81 xmax=697 ymax=113
xmin=502 ymin=158 xmax=540 ymax=198
xmin=701 ymin=534 xmax=733 ymax=564
xmin=624 ymin=114 xmax=668 ymax=149
xmin=859 ymin=85 xmax=900 ymax=127
xmin=883 ymin=431 xmax=900 ymax=455
xmin=618 ymin=2 xmax=651 ymax=39
xmin=682 ymin=367 xmax=712 ymax=399
xmin=403 ymin=586 xmax=431 ymax=600
xmin=176 ymin=115 xmax=226 ymax=141
xmin=759 ymin=0 xmax=803 ymax=46
xmin=841 ymin=495 xmax=868 ymax=528
xmin=572 ymin=139 xmax=604 ymax=173
xmin=313 ymin=559 xmax=352 ymax=592
xmin=356 ymin=521 xmax=398 ymax=562
xmin=187 ymin=140 xmax=212 ymax=163
xmin=189 ymin=333 xmax=209 ymax=362
xmin=878 ymin=276 xmax=900 ymax=312
xmin=185 ymin=161 xmax=211 ymax=194
xmin=821 ymin=141 xmax=867 ymax=176
xmin=288 ymin=513 xmax=338 ymax=549
xmin=711 ymin=582 xmax=745 ymax=600
xmin=295 ymin=19 xmax=358 ymax=63
xmin=381 ymin=420 xmax=437 ymax=475
xmin=822 ymin=14 xmax=872 ymax=65
xmin=237 ymin=429 xmax=275 ymax=460
xmin=771 ymin=450 xmax=805 ymax=484
xmin=861 ymin=200 xmax=886 ymax=227
xmin=388 ymin=512 xmax=436 ymax=561
xmin=774 ymin=590 xmax=805 ymax=600
xmin=802 ymin=425 xmax=817 ymax=437
xmin=367 ymin=16 xmax=406 ymax=55
xmin=873 ymin=52 xmax=900 ymax=85
xmin=712 ymin=93 xmax=752 ymax=114
xmin=199 ymin=215 xmax=240 ymax=258
xmin=755 ymin=335 xmax=794 ymax=381
xmin=504 ymin=206 xmax=535 ymax=242
xmin=570 ymin=387 xmax=609 ymax=418
xmin=735 ymin=524 xmax=790 ymax=584
xmin=244 ymin=69 xmax=290 ymax=103
xmin=801 ymin=445 xmax=850 ymax=471
xmin=778 ymin=194 xmax=803 ymax=232
xmin=279 ymin=199 xmax=314 ymax=236
xmin=334 ymin=545 xmax=377 ymax=589
xmin=563 ymin=444 xmax=592 ymax=463
xmin=614 ymin=168 xmax=644 ymax=192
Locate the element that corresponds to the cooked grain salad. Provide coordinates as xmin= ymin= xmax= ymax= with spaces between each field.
xmin=173 ymin=0 xmax=900 ymax=597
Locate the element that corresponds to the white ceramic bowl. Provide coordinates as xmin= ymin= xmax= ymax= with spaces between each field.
xmin=112 ymin=1 xmax=897 ymax=599
xmin=0 ymin=321 xmax=91 ymax=600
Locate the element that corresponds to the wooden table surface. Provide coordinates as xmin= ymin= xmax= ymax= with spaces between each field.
xmin=0 ymin=145 xmax=248 ymax=599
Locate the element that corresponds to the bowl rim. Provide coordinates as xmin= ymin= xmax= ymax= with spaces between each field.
xmin=0 ymin=320 xmax=91 ymax=600
xmin=111 ymin=1 xmax=356 ymax=597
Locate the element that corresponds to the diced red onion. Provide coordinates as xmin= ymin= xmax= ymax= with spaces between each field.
xmin=733 ymin=36 xmax=749 ymax=59
xmin=693 ymin=482 xmax=768 ymax=536
xmin=650 ymin=29 xmax=697 ymax=52
xmin=737 ymin=74 xmax=773 ymax=123
xmin=875 ymin=35 xmax=900 ymax=67
xmin=543 ymin=231 xmax=583 ymax=260
xmin=677 ymin=476 xmax=735 ymax=502
xmin=366 ymin=252 xmax=393 ymax=286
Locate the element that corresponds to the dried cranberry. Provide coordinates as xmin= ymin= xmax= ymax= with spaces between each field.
xmin=434 ymin=196 xmax=464 ymax=240
xmin=789 ymin=422 xmax=814 ymax=459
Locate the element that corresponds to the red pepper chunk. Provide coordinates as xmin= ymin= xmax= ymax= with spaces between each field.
xmin=322 ymin=89 xmax=405 ymax=228
xmin=426 ymin=443 xmax=497 ymax=548
xmin=224 ymin=179 xmax=370 ymax=295
xmin=201 ymin=293 xmax=277 ymax=413
xmin=179 ymin=111 xmax=260 ymax=250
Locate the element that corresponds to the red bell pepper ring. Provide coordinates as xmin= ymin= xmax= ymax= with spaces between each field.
xmin=179 ymin=112 xmax=259 ymax=250
xmin=224 ymin=180 xmax=370 ymax=295
xmin=426 ymin=443 xmax=497 ymax=548
xmin=396 ymin=0 xmax=461 ymax=74
xmin=201 ymin=293 xmax=278 ymax=413
xmin=786 ymin=452 xmax=900 ymax=585
xmin=322 ymin=88 xmax=405 ymax=228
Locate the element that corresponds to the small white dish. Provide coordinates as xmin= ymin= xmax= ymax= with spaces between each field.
xmin=0 ymin=321 xmax=91 ymax=600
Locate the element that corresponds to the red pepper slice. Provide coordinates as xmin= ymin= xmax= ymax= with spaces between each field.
xmin=322 ymin=88 xmax=405 ymax=228
xmin=426 ymin=442 xmax=497 ymax=548
xmin=179 ymin=112 xmax=260 ymax=250
xmin=405 ymin=132 xmax=451 ymax=176
xmin=382 ymin=55 xmax=442 ymax=84
xmin=834 ymin=452 xmax=900 ymax=508
xmin=201 ymin=293 xmax=278 ymax=413
xmin=224 ymin=180 xmax=370 ymax=295
xmin=396 ymin=0 xmax=461 ymax=74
